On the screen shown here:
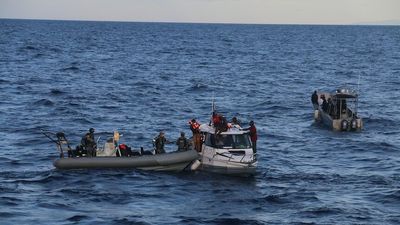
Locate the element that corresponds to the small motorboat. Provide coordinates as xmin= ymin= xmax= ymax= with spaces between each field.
xmin=194 ymin=99 xmax=258 ymax=176
xmin=42 ymin=131 xmax=199 ymax=171
xmin=312 ymin=88 xmax=363 ymax=131
xmin=198 ymin=123 xmax=257 ymax=176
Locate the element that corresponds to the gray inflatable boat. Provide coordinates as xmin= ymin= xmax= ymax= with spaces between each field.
xmin=42 ymin=130 xmax=199 ymax=171
xmin=54 ymin=150 xmax=199 ymax=170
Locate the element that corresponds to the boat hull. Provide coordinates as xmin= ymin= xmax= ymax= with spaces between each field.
xmin=199 ymin=149 xmax=257 ymax=176
xmin=200 ymin=163 xmax=257 ymax=176
xmin=315 ymin=109 xmax=363 ymax=131
xmin=53 ymin=150 xmax=199 ymax=171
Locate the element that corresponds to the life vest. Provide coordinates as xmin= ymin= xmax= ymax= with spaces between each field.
xmin=119 ymin=144 xmax=127 ymax=150
xmin=213 ymin=115 xmax=221 ymax=125
xmin=189 ymin=120 xmax=200 ymax=130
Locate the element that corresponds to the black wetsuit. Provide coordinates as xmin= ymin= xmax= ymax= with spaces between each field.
xmin=311 ymin=92 xmax=318 ymax=105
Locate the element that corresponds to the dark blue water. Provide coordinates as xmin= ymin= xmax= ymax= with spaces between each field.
xmin=1 ymin=19 xmax=399 ymax=224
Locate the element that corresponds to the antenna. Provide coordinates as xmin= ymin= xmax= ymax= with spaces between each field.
xmin=212 ymin=92 xmax=216 ymax=113
xmin=355 ymin=73 xmax=361 ymax=116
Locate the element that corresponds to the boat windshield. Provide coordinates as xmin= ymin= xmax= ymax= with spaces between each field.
xmin=205 ymin=133 xmax=251 ymax=149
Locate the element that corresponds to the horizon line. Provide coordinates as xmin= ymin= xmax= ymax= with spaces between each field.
xmin=1 ymin=17 xmax=399 ymax=27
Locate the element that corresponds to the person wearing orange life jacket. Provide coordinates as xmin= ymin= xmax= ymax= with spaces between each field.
xmin=211 ymin=112 xmax=224 ymax=135
xmin=189 ymin=119 xmax=202 ymax=152
xmin=189 ymin=118 xmax=200 ymax=133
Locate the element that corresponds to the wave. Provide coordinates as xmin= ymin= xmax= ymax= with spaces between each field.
xmin=49 ymin=47 xmax=62 ymax=53
xmin=20 ymin=45 xmax=38 ymax=51
xmin=67 ymin=215 xmax=91 ymax=222
xmin=301 ymin=206 xmax=344 ymax=216
xmin=112 ymin=218 xmax=149 ymax=225
xmin=34 ymin=53 xmax=44 ymax=58
xmin=60 ymin=66 xmax=80 ymax=71
xmin=205 ymin=218 xmax=265 ymax=225
xmin=72 ymin=118 xmax=93 ymax=124
xmin=50 ymin=89 xmax=66 ymax=95
xmin=132 ymin=81 xmax=155 ymax=88
xmin=363 ymin=117 xmax=399 ymax=127
xmin=259 ymin=194 xmax=291 ymax=204
xmin=33 ymin=99 xmax=54 ymax=106
xmin=0 ymin=78 xmax=10 ymax=84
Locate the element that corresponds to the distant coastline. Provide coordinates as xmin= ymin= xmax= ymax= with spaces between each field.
xmin=1 ymin=17 xmax=399 ymax=26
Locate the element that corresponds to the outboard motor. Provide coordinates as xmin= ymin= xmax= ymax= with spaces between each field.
xmin=351 ymin=119 xmax=358 ymax=130
xmin=341 ymin=119 xmax=349 ymax=131
xmin=314 ymin=110 xmax=320 ymax=121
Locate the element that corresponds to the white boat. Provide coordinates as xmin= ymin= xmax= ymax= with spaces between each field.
xmin=197 ymin=123 xmax=257 ymax=176
xmin=313 ymin=88 xmax=363 ymax=131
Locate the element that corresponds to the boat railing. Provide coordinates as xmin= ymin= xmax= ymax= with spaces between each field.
xmin=41 ymin=130 xmax=73 ymax=158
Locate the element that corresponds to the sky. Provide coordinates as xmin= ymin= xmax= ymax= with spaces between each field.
xmin=0 ymin=0 xmax=399 ymax=25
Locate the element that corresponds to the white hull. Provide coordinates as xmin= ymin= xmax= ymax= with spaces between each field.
xmin=199 ymin=146 xmax=257 ymax=176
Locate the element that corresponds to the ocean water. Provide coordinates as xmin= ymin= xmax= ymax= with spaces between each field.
xmin=0 ymin=19 xmax=399 ymax=224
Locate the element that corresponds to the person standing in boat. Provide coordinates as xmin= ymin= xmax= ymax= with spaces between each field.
xmin=322 ymin=97 xmax=328 ymax=112
xmin=318 ymin=94 xmax=324 ymax=107
xmin=81 ymin=128 xmax=96 ymax=157
xmin=189 ymin=118 xmax=202 ymax=152
xmin=243 ymin=121 xmax=257 ymax=154
xmin=231 ymin=117 xmax=241 ymax=127
xmin=154 ymin=131 xmax=172 ymax=154
xmin=176 ymin=132 xmax=189 ymax=151
xmin=311 ymin=90 xmax=318 ymax=110
xmin=327 ymin=98 xmax=334 ymax=116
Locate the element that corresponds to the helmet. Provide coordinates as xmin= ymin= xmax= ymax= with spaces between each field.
xmin=89 ymin=128 xmax=95 ymax=133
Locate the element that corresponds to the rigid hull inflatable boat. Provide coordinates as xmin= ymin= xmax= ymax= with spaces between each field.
xmin=43 ymin=130 xmax=199 ymax=171
xmin=53 ymin=150 xmax=199 ymax=170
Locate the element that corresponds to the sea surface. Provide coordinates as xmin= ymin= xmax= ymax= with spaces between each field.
xmin=0 ymin=19 xmax=399 ymax=225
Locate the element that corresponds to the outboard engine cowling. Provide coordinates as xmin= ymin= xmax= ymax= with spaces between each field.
xmin=341 ymin=119 xmax=349 ymax=131
xmin=351 ymin=119 xmax=358 ymax=130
